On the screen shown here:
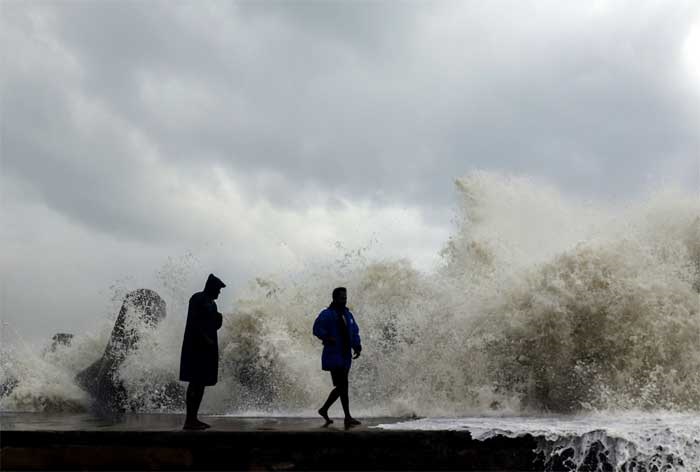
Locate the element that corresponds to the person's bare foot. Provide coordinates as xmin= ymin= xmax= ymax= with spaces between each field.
xmin=344 ymin=417 xmax=361 ymax=429
xmin=183 ymin=421 xmax=207 ymax=430
xmin=318 ymin=408 xmax=333 ymax=426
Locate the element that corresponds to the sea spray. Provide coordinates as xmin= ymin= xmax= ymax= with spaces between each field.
xmin=0 ymin=171 xmax=698 ymax=417
xmin=379 ymin=414 xmax=700 ymax=471
xmin=0 ymin=329 xmax=97 ymax=412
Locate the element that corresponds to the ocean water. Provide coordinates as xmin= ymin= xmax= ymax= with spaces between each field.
xmin=378 ymin=413 xmax=700 ymax=471
xmin=1 ymin=171 xmax=698 ymax=470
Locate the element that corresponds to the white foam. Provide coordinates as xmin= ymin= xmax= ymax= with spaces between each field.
xmin=1 ymin=172 xmax=698 ymax=417
xmin=378 ymin=413 xmax=700 ymax=471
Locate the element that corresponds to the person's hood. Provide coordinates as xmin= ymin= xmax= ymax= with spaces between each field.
xmin=204 ymin=273 xmax=226 ymax=292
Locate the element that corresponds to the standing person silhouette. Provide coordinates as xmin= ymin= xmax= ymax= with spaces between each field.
xmin=179 ymin=274 xmax=226 ymax=430
xmin=313 ymin=287 xmax=362 ymax=428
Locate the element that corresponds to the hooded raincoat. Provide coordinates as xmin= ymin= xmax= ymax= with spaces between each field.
xmin=179 ymin=275 xmax=225 ymax=386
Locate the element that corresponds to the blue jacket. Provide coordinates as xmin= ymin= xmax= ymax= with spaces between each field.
xmin=313 ymin=307 xmax=361 ymax=371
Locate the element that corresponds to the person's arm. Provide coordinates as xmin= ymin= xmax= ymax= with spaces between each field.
xmin=350 ymin=312 xmax=362 ymax=359
xmin=212 ymin=301 xmax=223 ymax=330
xmin=313 ymin=311 xmax=336 ymax=345
xmin=190 ymin=296 xmax=215 ymax=346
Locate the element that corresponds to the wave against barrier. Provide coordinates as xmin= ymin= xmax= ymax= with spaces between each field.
xmin=1 ymin=172 xmax=698 ymax=417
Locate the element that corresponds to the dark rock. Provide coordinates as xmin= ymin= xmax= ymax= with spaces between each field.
xmin=0 ymin=347 xmax=19 ymax=399
xmin=544 ymin=446 xmax=575 ymax=471
xmin=0 ymin=377 xmax=18 ymax=399
xmin=75 ymin=289 xmax=168 ymax=415
xmin=46 ymin=333 xmax=74 ymax=354
xmin=39 ymin=332 xmax=75 ymax=366
xmin=579 ymin=440 xmax=613 ymax=472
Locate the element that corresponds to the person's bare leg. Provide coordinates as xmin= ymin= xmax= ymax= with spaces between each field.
xmin=184 ymin=383 xmax=209 ymax=429
xmin=340 ymin=373 xmax=360 ymax=428
xmin=339 ymin=383 xmax=350 ymax=417
xmin=318 ymin=388 xmax=339 ymax=426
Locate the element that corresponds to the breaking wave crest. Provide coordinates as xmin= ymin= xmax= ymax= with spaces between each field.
xmin=1 ymin=171 xmax=698 ymax=416
xmin=379 ymin=414 xmax=700 ymax=471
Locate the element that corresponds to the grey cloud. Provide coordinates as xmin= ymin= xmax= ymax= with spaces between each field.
xmin=3 ymin=0 xmax=700 ymax=342
xmin=2 ymin=73 xmax=174 ymax=241
xmin=2 ymin=0 xmax=699 ymax=239
xmin=236 ymin=0 xmax=423 ymax=55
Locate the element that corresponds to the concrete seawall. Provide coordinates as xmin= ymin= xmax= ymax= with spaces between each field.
xmin=0 ymin=413 xmax=542 ymax=471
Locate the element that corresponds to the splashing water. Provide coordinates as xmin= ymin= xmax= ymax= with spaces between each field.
xmin=213 ymin=172 xmax=700 ymax=416
xmin=1 ymin=172 xmax=698 ymax=468
xmin=378 ymin=413 xmax=700 ymax=471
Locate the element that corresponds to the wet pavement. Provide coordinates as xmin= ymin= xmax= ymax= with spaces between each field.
xmin=0 ymin=413 xmax=539 ymax=470
xmin=0 ymin=411 xmax=396 ymax=432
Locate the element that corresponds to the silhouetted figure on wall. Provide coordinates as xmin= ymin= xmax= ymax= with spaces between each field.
xmin=313 ymin=287 xmax=362 ymax=428
xmin=180 ymin=274 xmax=226 ymax=430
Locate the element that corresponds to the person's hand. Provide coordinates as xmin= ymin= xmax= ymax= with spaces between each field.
xmin=200 ymin=335 xmax=215 ymax=346
xmin=352 ymin=348 xmax=361 ymax=359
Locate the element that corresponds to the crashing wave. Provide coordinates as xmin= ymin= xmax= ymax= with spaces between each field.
xmin=1 ymin=171 xmax=698 ymax=416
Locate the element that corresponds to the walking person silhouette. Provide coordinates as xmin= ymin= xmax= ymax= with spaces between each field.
xmin=179 ymin=274 xmax=226 ymax=430
xmin=313 ymin=287 xmax=362 ymax=428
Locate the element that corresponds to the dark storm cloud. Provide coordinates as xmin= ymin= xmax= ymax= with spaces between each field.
xmin=2 ymin=0 xmax=699 ymax=341
xmin=432 ymin=4 xmax=700 ymax=197
xmin=2 ymin=0 xmax=699 ymax=236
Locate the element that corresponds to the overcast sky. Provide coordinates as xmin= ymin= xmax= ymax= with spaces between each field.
xmin=1 ymin=0 xmax=699 ymax=342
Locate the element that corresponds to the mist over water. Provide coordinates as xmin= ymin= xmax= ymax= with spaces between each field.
xmin=1 ymin=172 xmax=699 ymax=416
